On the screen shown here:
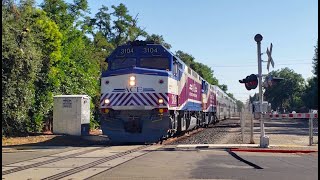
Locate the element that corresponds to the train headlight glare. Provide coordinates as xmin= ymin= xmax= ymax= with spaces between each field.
xmin=129 ymin=80 xmax=135 ymax=86
xmin=158 ymin=98 xmax=164 ymax=104
xmin=130 ymin=76 xmax=135 ymax=81
xmin=104 ymin=99 xmax=110 ymax=104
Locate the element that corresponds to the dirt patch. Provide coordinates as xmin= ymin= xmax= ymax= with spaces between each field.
xmin=2 ymin=135 xmax=57 ymax=146
xmin=2 ymin=129 xmax=105 ymax=147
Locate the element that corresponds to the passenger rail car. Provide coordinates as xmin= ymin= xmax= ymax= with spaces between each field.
xmin=100 ymin=41 xmax=236 ymax=143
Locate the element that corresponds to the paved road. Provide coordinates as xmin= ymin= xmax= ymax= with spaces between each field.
xmin=3 ymin=116 xmax=318 ymax=179
xmin=2 ymin=145 xmax=318 ymax=180
xmin=89 ymin=147 xmax=318 ymax=180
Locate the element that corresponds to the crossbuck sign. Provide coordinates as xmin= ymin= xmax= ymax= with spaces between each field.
xmin=266 ymin=43 xmax=274 ymax=72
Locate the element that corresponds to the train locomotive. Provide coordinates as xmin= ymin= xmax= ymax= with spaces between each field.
xmin=100 ymin=41 xmax=237 ymax=143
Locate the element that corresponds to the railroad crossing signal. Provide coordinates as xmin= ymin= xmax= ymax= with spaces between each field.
xmin=239 ymin=74 xmax=258 ymax=90
xmin=263 ymin=76 xmax=284 ymax=88
xmin=266 ymin=43 xmax=274 ymax=72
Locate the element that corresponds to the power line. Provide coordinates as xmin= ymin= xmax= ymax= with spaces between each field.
xmin=209 ymin=59 xmax=312 ymax=65
xmin=211 ymin=62 xmax=312 ymax=68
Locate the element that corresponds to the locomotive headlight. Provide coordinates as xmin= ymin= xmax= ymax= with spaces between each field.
xmin=129 ymin=76 xmax=135 ymax=81
xmin=104 ymin=99 xmax=110 ymax=104
xmin=129 ymin=80 xmax=136 ymax=86
xmin=158 ymin=98 xmax=164 ymax=104
xmin=129 ymin=76 xmax=136 ymax=86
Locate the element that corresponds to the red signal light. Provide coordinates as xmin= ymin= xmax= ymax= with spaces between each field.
xmin=241 ymin=74 xmax=258 ymax=90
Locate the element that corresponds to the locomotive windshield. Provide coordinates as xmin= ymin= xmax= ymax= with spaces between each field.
xmin=140 ymin=57 xmax=169 ymax=70
xmin=107 ymin=43 xmax=172 ymax=71
xmin=109 ymin=58 xmax=136 ymax=70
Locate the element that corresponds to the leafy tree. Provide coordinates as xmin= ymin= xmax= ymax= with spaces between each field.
xmin=91 ymin=5 xmax=111 ymax=38
xmin=191 ymin=62 xmax=219 ymax=85
xmin=40 ymin=0 xmax=101 ymax=129
xmin=264 ymin=68 xmax=305 ymax=112
xmin=175 ymin=50 xmax=194 ymax=66
xmin=93 ymin=31 xmax=113 ymax=71
xmin=146 ymin=34 xmax=172 ymax=49
xmin=227 ymin=93 xmax=235 ymax=100
xmin=2 ymin=0 xmax=44 ymax=135
xmin=312 ymin=40 xmax=318 ymax=78
xmin=219 ymin=84 xmax=228 ymax=92
xmin=40 ymin=0 xmax=72 ymax=31
xmin=29 ymin=9 xmax=63 ymax=132
xmin=302 ymin=40 xmax=318 ymax=110
xmin=236 ymin=100 xmax=244 ymax=112
xmin=68 ymin=0 xmax=88 ymax=19
xmin=40 ymin=0 xmax=88 ymax=31
xmin=80 ymin=15 xmax=95 ymax=35
xmin=175 ymin=50 xmax=219 ymax=85
xmin=302 ymin=78 xmax=317 ymax=110
xmin=110 ymin=3 xmax=147 ymax=46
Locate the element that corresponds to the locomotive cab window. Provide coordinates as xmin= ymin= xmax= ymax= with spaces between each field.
xmin=109 ymin=58 xmax=136 ymax=70
xmin=173 ymin=57 xmax=179 ymax=76
xmin=140 ymin=57 xmax=169 ymax=70
xmin=173 ymin=62 xmax=178 ymax=76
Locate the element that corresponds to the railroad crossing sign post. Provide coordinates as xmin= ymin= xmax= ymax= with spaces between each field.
xmin=254 ymin=34 xmax=269 ymax=148
xmin=266 ymin=43 xmax=274 ymax=72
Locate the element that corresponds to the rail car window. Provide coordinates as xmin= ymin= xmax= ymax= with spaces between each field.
xmin=192 ymin=70 xmax=198 ymax=79
xmin=109 ymin=58 xmax=136 ymax=70
xmin=140 ymin=57 xmax=169 ymax=70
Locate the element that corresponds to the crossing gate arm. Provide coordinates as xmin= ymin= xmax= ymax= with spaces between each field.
xmin=268 ymin=113 xmax=318 ymax=119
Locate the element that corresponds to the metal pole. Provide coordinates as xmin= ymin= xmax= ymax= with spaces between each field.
xmin=250 ymin=113 xmax=254 ymax=144
xmin=309 ymin=110 xmax=313 ymax=146
xmin=240 ymin=110 xmax=242 ymax=142
xmin=255 ymin=34 xmax=268 ymax=148
xmin=249 ymin=97 xmax=254 ymax=144
xmin=241 ymin=108 xmax=244 ymax=142
xmin=257 ymin=38 xmax=264 ymax=137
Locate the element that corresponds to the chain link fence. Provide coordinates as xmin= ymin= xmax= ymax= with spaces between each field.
xmin=311 ymin=117 xmax=318 ymax=144
xmin=240 ymin=106 xmax=255 ymax=144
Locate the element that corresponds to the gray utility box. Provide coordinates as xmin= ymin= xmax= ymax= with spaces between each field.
xmin=253 ymin=101 xmax=270 ymax=113
xmin=53 ymin=95 xmax=90 ymax=136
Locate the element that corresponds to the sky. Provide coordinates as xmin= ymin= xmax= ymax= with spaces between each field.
xmin=37 ymin=0 xmax=318 ymax=103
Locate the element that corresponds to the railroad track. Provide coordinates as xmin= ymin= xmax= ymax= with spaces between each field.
xmin=160 ymin=127 xmax=205 ymax=145
xmin=163 ymin=118 xmax=241 ymax=145
xmin=159 ymin=119 xmax=231 ymax=145
xmin=3 ymin=122 xmax=226 ymax=179
xmin=2 ymin=129 xmax=202 ymax=179
xmin=2 ymin=146 xmax=108 ymax=175
xmin=42 ymin=145 xmax=151 ymax=180
xmin=2 ymin=145 xmax=163 ymax=179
